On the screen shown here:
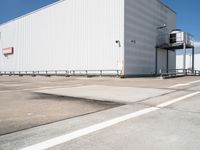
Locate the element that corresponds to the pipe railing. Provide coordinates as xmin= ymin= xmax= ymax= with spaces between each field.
xmin=0 ymin=70 xmax=122 ymax=77
xmin=160 ymin=69 xmax=200 ymax=78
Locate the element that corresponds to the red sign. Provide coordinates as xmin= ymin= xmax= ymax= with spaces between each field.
xmin=2 ymin=47 xmax=14 ymax=55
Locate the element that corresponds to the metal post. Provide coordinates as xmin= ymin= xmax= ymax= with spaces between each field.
xmin=166 ymin=50 xmax=169 ymax=73
xmin=155 ymin=47 xmax=158 ymax=75
xmin=183 ymin=43 xmax=186 ymax=70
xmin=65 ymin=71 xmax=69 ymax=77
xmin=117 ymin=70 xmax=119 ymax=77
xmin=192 ymin=47 xmax=195 ymax=72
xmin=100 ymin=70 xmax=102 ymax=77
xmin=86 ymin=70 xmax=88 ymax=76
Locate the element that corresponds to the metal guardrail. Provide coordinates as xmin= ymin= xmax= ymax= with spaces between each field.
xmin=160 ymin=69 xmax=200 ymax=79
xmin=0 ymin=70 xmax=122 ymax=77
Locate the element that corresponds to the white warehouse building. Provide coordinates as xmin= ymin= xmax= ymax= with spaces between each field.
xmin=0 ymin=0 xmax=176 ymax=77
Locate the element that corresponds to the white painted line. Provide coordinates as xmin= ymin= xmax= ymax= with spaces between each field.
xmin=189 ymin=79 xmax=200 ymax=84
xmin=0 ymin=84 xmax=83 ymax=93
xmin=20 ymin=92 xmax=200 ymax=150
xmin=21 ymin=107 xmax=159 ymax=150
xmin=0 ymin=88 xmax=55 ymax=93
xmin=169 ymin=79 xmax=200 ymax=88
xmin=0 ymin=83 xmax=26 ymax=86
xmin=169 ymin=83 xmax=189 ymax=88
xmin=157 ymin=91 xmax=200 ymax=108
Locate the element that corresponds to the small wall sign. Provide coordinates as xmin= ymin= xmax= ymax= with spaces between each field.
xmin=2 ymin=47 xmax=14 ymax=55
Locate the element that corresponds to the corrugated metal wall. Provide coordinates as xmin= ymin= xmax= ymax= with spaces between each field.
xmin=124 ymin=0 xmax=176 ymax=75
xmin=0 ymin=0 xmax=124 ymax=74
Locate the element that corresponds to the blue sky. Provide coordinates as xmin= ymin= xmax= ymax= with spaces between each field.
xmin=0 ymin=0 xmax=199 ymax=44
xmin=162 ymin=0 xmax=200 ymax=41
xmin=0 ymin=0 xmax=59 ymax=24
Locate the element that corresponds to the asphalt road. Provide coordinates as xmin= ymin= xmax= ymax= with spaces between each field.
xmin=0 ymin=76 xmax=200 ymax=150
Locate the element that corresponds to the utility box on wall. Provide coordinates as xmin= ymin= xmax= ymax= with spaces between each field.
xmin=2 ymin=47 xmax=14 ymax=56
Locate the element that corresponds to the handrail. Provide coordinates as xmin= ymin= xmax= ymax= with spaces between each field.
xmin=0 ymin=69 xmax=122 ymax=77
xmin=160 ymin=69 xmax=200 ymax=79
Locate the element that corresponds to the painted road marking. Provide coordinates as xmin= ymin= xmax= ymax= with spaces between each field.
xmin=157 ymin=92 xmax=200 ymax=108
xmin=169 ymin=83 xmax=189 ymax=88
xmin=0 ymin=84 xmax=83 ymax=93
xmin=0 ymin=83 xmax=27 ymax=87
xmin=20 ymin=91 xmax=200 ymax=150
xmin=169 ymin=79 xmax=200 ymax=88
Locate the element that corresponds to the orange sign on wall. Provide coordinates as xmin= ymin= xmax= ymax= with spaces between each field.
xmin=2 ymin=47 xmax=14 ymax=55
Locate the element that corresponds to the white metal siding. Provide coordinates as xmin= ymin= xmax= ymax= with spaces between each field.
xmin=0 ymin=0 xmax=124 ymax=73
xmin=124 ymin=0 xmax=176 ymax=75
xmin=176 ymin=53 xmax=200 ymax=70
xmin=168 ymin=50 xmax=176 ymax=69
xmin=157 ymin=49 xmax=167 ymax=73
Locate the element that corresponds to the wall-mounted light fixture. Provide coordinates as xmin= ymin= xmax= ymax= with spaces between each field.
xmin=115 ymin=40 xmax=121 ymax=47
xmin=157 ymin=24 xmax=167 ymax=30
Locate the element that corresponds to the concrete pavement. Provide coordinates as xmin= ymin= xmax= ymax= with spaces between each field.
xmin=36 ymin=85 xmax=173 ymax=103
xmin=0 ymin=76 xmax=200 ymax=150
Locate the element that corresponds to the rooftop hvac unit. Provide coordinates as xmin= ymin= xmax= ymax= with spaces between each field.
xmin=170 ymin=29 xmax=193 ymax=46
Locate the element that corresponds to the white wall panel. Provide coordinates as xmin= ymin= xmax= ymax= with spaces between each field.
xmin=124 ymin=0 xmax=176 ymax=75
xmin=0 ymin=0 xmax=124 ymax=74
xmin=168 ymin=50 xmax=176 ymax=69
xmin=176 ymin=53 xmax=200 ymax=70
xmin=157 ymin=49 xmax=167 ymax=73
xmin=156 ymin=49 xmax=176 ymax=73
